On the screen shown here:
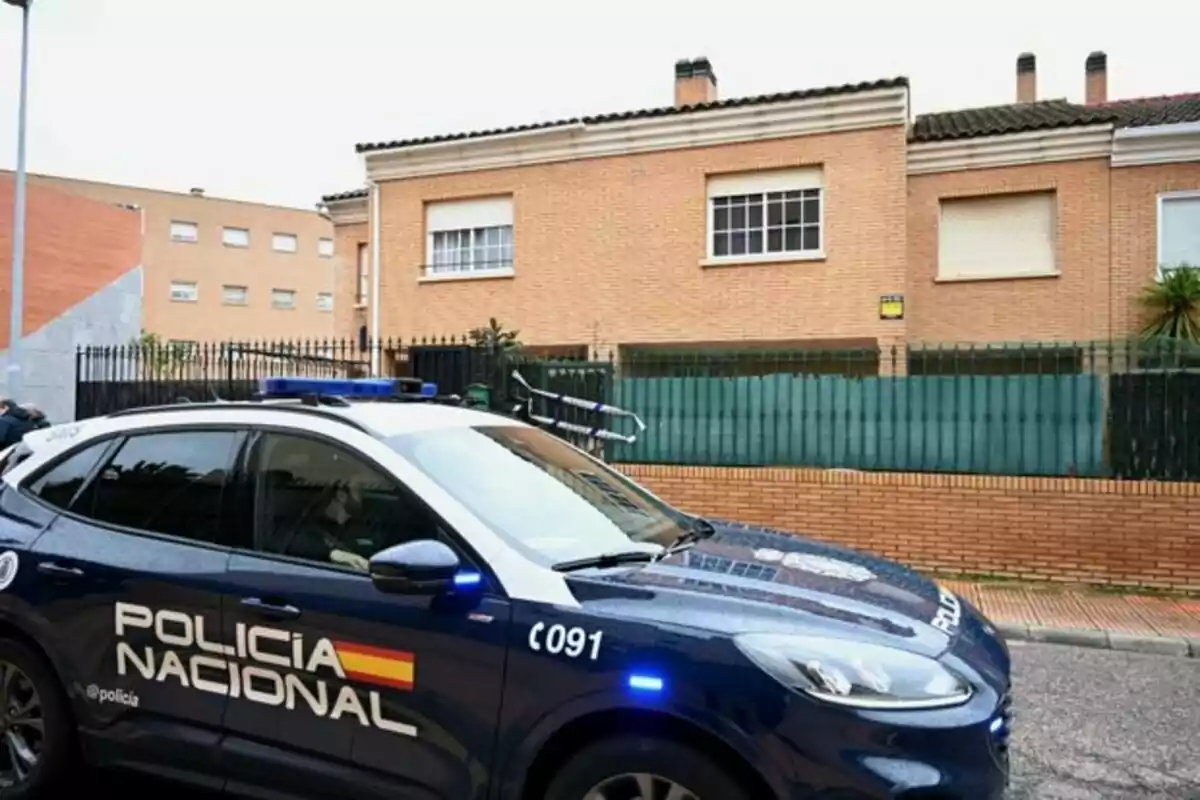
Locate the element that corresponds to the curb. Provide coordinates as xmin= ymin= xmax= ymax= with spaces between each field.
xmin=996 ymin=622 xmax=1198 ymax=658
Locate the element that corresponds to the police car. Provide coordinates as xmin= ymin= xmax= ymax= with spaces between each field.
xmin=0 ymin=375 xmax=1011 ymax=799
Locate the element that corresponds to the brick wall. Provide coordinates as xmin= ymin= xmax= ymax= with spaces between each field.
xmin=1110 ymin=163 xmax=1200 ymax=335
xmin=906 ymin=159 xmax=1114 ymax=343
xmin=377 ymin=125 xmax=909 ymax=350
xmin=620 ymin=464 xmax=1200 ymax=592
xmin=332 ymin=220 xmax=369 ymax=342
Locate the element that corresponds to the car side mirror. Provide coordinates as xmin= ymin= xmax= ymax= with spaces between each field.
xmin=369 ymin=540 xmax=461 ymax=595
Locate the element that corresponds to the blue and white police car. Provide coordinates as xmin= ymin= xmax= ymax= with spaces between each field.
xmin=0 ymin=376 xmax=1011 ymax=799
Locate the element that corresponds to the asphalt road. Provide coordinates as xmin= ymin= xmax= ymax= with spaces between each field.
xmin=97 ymin=642 xmax=1200 ymax=799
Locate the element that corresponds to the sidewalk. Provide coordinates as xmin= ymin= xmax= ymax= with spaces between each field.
xmin=941 ymin=580 xmax=1200 ymax=658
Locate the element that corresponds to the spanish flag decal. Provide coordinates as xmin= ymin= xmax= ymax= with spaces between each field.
xmin=333 ymin=641 xmax=415 ymax=691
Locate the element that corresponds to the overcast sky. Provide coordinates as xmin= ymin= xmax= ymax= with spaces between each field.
xmin=1 ymin=0 xmax=1196 ymax=210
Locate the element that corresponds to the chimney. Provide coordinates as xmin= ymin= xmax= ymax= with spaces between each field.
xmin=674 ymin=57 xmax=718 ymax=107
xmin=1016 ymin=52 xmax=1036 ymax=103
xmin=189 ymin=187 xmax=205 ymax=197
xmin=1085 ymin=51 xmax=1107 ymax=104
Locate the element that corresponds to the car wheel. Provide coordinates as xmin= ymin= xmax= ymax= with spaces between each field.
xmin=0 ymin=639 xmax=76 ymax=799
xmin=543 ymin=734 xmax=752 ymax=800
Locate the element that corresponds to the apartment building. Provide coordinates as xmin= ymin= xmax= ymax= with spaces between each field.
xmin=7 ymin=172 xmax=337 ymax=346
xmin=322 ymin=52 xmax=1200 ymax=369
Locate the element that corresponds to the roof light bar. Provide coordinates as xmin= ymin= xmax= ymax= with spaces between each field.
xmin=258 ymin=376 xmax=438 ymax=401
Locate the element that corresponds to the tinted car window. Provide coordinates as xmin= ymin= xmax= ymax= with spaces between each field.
xmin=76 ymin=430 xmax=238 ymax=545
xmin=250 ymin=433 xmax=441 ymax=571
xmin=26 ymin=440 xmax=111 ymax=511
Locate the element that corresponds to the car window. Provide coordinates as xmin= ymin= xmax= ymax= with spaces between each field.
xmin=386 ymin=425 xmax=691 ymax=566
xmin=249 ymin=433 xmax=442 ymax=572
xmin=25 ymin=440 xmax=111 ymax=511
xmin=73 ymin=430 xmax=238 ymax=545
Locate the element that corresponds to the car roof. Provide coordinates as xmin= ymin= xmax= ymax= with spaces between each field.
xmin=28 ymin=401 xmax=526 ymax=454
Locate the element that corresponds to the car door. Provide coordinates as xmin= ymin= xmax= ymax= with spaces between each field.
xmin=218 ymin=427 xmax=512 ymax=800
xmin=26 ymin=426 xmax=243 ymax=790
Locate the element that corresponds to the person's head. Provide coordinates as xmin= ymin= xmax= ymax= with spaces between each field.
xmin=324 ymin=479 xmax=365 ymax=526
xmin=0 ymin=399 xmax=14 ymax=416
xmin=20 ymin=403 xmax=43 ymax=421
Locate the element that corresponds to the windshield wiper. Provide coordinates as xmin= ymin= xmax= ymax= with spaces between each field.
xmin=552 ymin=518 xmax=717 ymax=573
xmin=552 ymin=550 xmax=658 ymax=573
xmin=652 ymin=515 xmax=716 ymax=561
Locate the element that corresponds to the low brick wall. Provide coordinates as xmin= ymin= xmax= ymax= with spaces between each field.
xmin=618 ymin=465 xmax=1200 ymax=592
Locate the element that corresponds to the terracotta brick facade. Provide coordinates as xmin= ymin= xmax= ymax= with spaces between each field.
xmin=1110 ymin=163 xmax=1200 ymax=334
xmin=7 ymin=171 xmax=336 ymax=342
xmin=375 ymin=126 xmax=909 ymax=351
xmin=0 ymin=177 xmax=141 ymax=345
xmin=332 ymin=220 xmax=369 ymax=342
xmin=906 ymin=159 xmax=1115 ymax=344
xmin=621 ymin=464 xmax=1200 ymax=592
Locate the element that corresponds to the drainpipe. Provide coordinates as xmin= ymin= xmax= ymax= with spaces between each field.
xmin=369 ymin=180 xmax=382 ymax=376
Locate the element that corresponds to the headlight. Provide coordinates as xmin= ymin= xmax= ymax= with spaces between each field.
xmin=734 ymin=633 xmax=973 ymax=710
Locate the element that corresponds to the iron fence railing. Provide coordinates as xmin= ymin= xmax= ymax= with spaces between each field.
xmin=73 ymin=337 xmax=1200 ymax=481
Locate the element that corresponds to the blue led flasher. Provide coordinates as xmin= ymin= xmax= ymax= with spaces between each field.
xmin=627 ymin=673 xmax=664 ymax=692
xmin=453 ymin=571 xmax=482 ymax=587
xmin=420 ymin=382 xmax=438 ymax=398
xmin=260 ymin=376 xmax=398 ymax=399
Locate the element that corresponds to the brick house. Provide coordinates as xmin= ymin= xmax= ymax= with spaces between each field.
xmin=322 ymin=52 xmax=1200 ymax=371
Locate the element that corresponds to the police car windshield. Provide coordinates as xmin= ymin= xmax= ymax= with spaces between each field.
xmin=386 ymin=425 xmax=691 ymax=566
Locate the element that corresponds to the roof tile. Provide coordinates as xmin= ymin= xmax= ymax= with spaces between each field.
xmin=910 ymin=100 xmax=1117 ymax=143
xmin=355 ymin=77 xmax=909 ymax=153
xmin=321 ymin=188 xmax=368 ymax=203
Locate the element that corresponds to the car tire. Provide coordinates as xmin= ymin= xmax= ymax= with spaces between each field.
xmin=0 ymin=638 xmax=77 ymax=799
xmin=542 ymin=734 xmax=753 ymax=800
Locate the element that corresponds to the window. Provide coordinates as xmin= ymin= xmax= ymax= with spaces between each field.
xmin=249 ymin=434 xmax=442 ymax=571
xmin=271 ymin=289 xmax=296 ymax=310
xmin=316 ymin=292 xmax=333 ymax=312
xmin=222 ymin=227 xmax=250 ymax=248
xmin=938 ymin=192 xmax=1057 ymax=281
xmin=170 ymin=281 xmax=198 ymax=302
xmin=170 ymin=221 xmax=198 ymax=243
xmin=75 ymin=431 xmax=239 ymax=544
xmin=1159 ymin=192 xmax=1200 ymax=273
xmin=425 ymin=197 xmax=514 ymax=276
xmin=222 ymin=284 xmax=248 ymax=306
xmin=387 ymin=425 xmax=692 ymax=568
xmin=272 ymin=233 xmax=298 ymax=253
xmin=26 ymin=441 xmax=112 ymax=511
xmin=707 ymin=168 xmax=823 ymax=260
xmin=318 ymin=237 xmax=334 ymax=258
xmin=356 ymin=243 xmax=369 ymax=305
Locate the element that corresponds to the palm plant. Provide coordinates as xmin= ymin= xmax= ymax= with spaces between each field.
xmin=1140 ymin=265 xmax=1200 ymax=345
xmin=468 ymin=318 xmax=522 ymax=352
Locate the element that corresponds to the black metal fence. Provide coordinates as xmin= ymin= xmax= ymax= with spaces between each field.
xmin=73 ymin=336 xmax=1200 ymax=481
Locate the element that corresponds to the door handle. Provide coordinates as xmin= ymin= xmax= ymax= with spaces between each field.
xmin=240 ymin=597 xmax=301 ymax=620
xmin=36 ymin=561 xmax=84 ymax=579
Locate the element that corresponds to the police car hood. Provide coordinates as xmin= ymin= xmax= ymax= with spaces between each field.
xmin=571 ymin=521 xmax=965 ymax=657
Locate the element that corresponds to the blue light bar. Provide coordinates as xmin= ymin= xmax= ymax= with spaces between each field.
xmin=453 ymin=571 xmax=482 ymax=587
xmin=420 ymin=382 xmax=437 ymax=398
xmin=260 ymin=376 xmax=399 ymax=399
xmin=627 ymin=673 xmax=664 ymax=692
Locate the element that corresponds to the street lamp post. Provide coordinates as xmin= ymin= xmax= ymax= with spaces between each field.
xmin=4 ymin=0 xmax=30 ymax=401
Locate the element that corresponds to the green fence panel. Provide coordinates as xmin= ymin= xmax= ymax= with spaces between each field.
xmin=610 ymin=374 xmax=1106 ymax=476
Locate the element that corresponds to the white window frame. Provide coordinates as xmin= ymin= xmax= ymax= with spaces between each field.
xmin=170 ymin=221 xmax=198 ymax=243
xmin=221 ymin=284 xmax=249 ymax=306
xmin=169 ymin=281 xmax=198 ymax=303
xmin=272 ymin=232 xmax=298 ymax=254
xmin=705 ymin=168 xmax=825 ymax=263
xmin=316 ymin=292 xmax=334 ymax=312
xmin=356 ymin=242 xmax=369 ymax=305
xmin=271 ymin=289 xmax=297 ymax=310
xmin=318 ymin=237 xmax=334 ymax=258
xmin=424 ymin=196 xmax=515 ymax=279
xmin=1157 ymin=190 xmax=1200 ymax=277
xmin=222 ymin=227 xmax=251 ymax=248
